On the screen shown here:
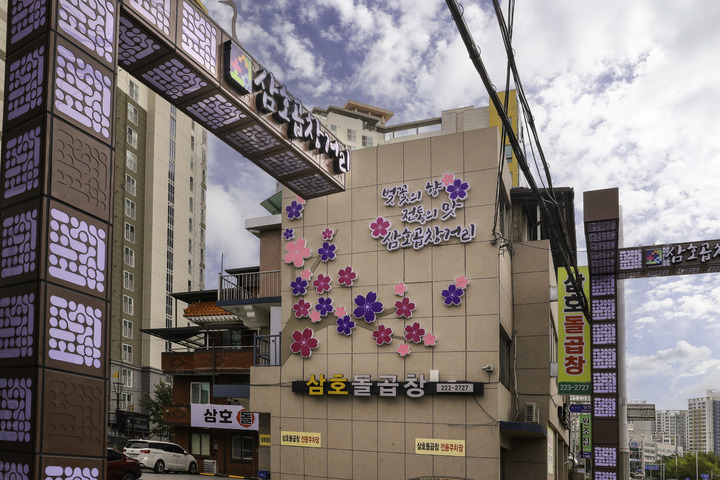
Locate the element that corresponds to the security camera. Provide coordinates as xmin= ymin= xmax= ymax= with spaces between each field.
xmin=482 ymin=364 xmax=494 ymax=372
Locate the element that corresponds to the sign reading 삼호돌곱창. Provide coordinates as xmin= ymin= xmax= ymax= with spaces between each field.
xmin=558 ymin=267 xmax=591 ymax=394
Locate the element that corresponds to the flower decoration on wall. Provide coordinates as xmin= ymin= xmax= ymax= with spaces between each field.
xmin=441 ymin=284 xmax=464 ymax=306
xmin=423 ymin=333 xmax=437 ymax=347
xmin=301 ymin=269 xmax=313 ymax=281
xmin=296 ymin=195 xmax=305 ymax=205
xmin=321 ymin=228 xmax=335 ymax=240
xmin=284 ymin=238 xmax=312 ymax=268
xmin=353 ymin=291 xmax=384 ymax=323
xmin=318 ymin=242 xmax=337 ymax=262
xmin=404 ymin=322 xmax=426 ymax=344
xmin=395 ymin=297 xmax=416 ymax=319
xmin=335 ymin=306 xmax=348 ymax=318
xmin=309 ymin=311 xmax=321 ymax=323
xmin=292 ymin=299 xmax=311 ymax=318
xmin=290 ymin=276 xmax=308 ymax=296
xmin=446 ymin=177 xmax=470 ymax=200
xmin=312 ymin=274 xmax=332 ymax=294
xmin=290 ymin=328 xmax=318 ymax=358
xmin=337 ymin=266 xmax=357 ymax=287
xmin=336 ymin=315 xmax=356 ymax=336
xmin=286 ymin=200 xmax=303 ymax=220
xmin=455 ymin=275 xmax=469 ymax=289
xmin=393 ymin=283 xmax=407 ymax=296
xmin=372 ymin=324 xmax=393 ymax=345
xmin=369 ymin=216 xmax=391 ymax=239
xmin=283 ymin=228 xmax=295 ymax=240
xmin=441 ymin=173 xmax=455 ymax=186
xmin=397 ymin=343 xmax=411 ymax=357
xmin=315 ymin=297 xmax=334 ymax=317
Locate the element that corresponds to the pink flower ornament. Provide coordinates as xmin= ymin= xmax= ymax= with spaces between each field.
xmin=335 ymin=306 xmax=348 ymax=318
xmin=301 ymin=269 xmax=313 ymax=281
xmin=404 ymin=322 xmax=426 ymax=343
xmin=397 ymin=344 xmax=411 ymax=357
xmin=373 ymin=325 xmax=394 ymax=345
xmin=284 ymin=238 xmax=312 ymax=268
xmin=393 ymin=283 xmax=407 ymax=296
xmin=441 ymin=173 xmax=455 ymax=186
xmin=455 ymin=275 xmax=469 ymax=289
xmin=423 ymin=333 xmax=437 ymax=347
xmin=395 ymin=297 xmax=416 ymax=319
xmin=337 ymin=266 xmax=357 ymax=287
xmin=309 ymin=311 xmax=321 ymax=323
xmin=369 ymin=217 xmax=391 ymax=239
xmin=322 ymin=228 xmax=335 ymax=240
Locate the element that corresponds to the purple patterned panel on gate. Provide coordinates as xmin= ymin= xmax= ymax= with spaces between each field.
xmin=44 ymin=466 xmax=99 ymax=480
xmin=55 ymin=45 xmax=112 ymax=140
xmin=593 ymin=447 xmax=617 ymax=468
xmin=127 ymin=0 xmax=171 ymax=36
xmin=592 ymin=347 xmax=616 ymax=369
xmin=224 ymin=124 xmax=281 ymax=155
xmin=58 ymin=0 xmax=116 ymax=64
xmin=3 ymin=126 xmax=42 ymax=200
xmin=594 ymin=472 xmax=617 ymax=480
xmin=0 ymin=293 xmax=34 ymax=360
xmin=48 ymin=208 xmax=107 ymax=293
xmin=118 ymin=17 xmax=161 ymax=67
xmin=592 ymin=323 xmax=616 ymax=345
xmin=6 ymin=46 xmax=45 ymax=122
xmin=594 ymin=397 xmax=617 ymax=418
xmin=180 ymin=1 xmax=217 ymax=75
xmin=590 ymin=274 xmax=615 ymax=296
xmin=254 ymin=151 xmax=311 ymax=179
xmin=618 ymin=248 xmax=641 ymax=270
xmin=592 ymin=372 xmax=617 ymax=394
xmin=592 ymin=298 xmax=616 ymax=321
xmin=8 ymin=0 xmax=48 ymax=46
xmin=0 ymin=377 xmax=32 ymax=442
xmin=0 ymin=462 xmax=29 ymax=479
xmin=1 ymin=209 xmax=38 ymax=279
xmin=186 ymin=94 xmax=246 ymax=130
xmin=286 ymin=174 xmax=337 ymax=198
xmin=48 ymin=295 xmax=102 ymax=368
xmin=141 ymin=59 xmax=207 ymax=100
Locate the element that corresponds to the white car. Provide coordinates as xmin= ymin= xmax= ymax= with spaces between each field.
xmin=123 ymin=440 xmax=198 ymax=474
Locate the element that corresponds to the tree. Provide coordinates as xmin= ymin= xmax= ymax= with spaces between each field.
xmin=140 ymin=381 xmax=174 ymax=440
xmin=662 ymin=451 xmax=720 ymax=480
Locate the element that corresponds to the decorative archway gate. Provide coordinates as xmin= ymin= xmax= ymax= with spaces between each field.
xmin=0 ymin=1 xmax=348 ymax=476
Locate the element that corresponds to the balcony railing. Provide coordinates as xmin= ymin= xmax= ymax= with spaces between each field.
xmin=219 ymin=270 xmax=281 ymax=302
xmin=162 ymin=346 xmax=254 ymax=372
xmin=254 ymin=334 xmax=280 ymax=366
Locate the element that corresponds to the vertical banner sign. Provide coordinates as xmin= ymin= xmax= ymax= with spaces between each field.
xmin=558 ymin=267 xmax=591 ymax=394
xmin=580 ymin=414 xmax=592 ymax=458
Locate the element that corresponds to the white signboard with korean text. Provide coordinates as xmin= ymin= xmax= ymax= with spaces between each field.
xmin=190 ymin=403 xmax=259 ymax=431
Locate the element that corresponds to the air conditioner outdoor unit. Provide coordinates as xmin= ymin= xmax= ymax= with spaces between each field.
xmin=524 ymin=402 xmax=540 ymax=424
xmin=203 ymin=460 xmax=217 ymax=474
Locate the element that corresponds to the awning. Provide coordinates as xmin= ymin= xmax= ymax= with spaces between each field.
xmin=141 ymin=324 xmax=248 ymax=349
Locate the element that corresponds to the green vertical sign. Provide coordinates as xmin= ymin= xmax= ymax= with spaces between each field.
xmin=580 ymin=414 xmax=592 ymax=456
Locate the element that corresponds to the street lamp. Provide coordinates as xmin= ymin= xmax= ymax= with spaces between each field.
xmin=113 ymin=378 xmax=124 ymax=436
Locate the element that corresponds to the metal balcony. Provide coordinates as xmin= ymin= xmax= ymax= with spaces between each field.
xmin=218 ymin=270 xmax=281 ymax=302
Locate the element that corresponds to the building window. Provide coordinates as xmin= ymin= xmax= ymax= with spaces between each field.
xmin=123 ymin=319 xmax=133 ymax=339
xmin=191 ymin=433 xmax=210 ymax=456
xmin=124 ymin=222 xmax=135 ymax=243
xmin=188 ymin=259 xmax=192 ymax=274
xmin=191 ymin=136 xmax=195 ymax=150
xmin=121 ymin=392 xmax=133 ymax=411
xmin=127 ymin=127 xmax=138 ymax=148
xmin=190 ymin=382 xmax=210 ymax=404
xmin=124 ymin=271 xmax=135 ymax=291
xmin=125 ymin=174 xmax=136 ymax=196
xmin=190 ymin=177 xmax=194 ymax=192
xmin=499 ymin=332 xmax=512 ymax=389
xmin=200 ymin=248 xmax=204 ymax=263
xmin=126 ymin=150 xmax=137 ymax=172
xmin=231 ymin=436 xmax=253 ymax=461
xmin=125 ymin=199 xmax=136 ymax=220
xmin=189 ymin=218 xmax=193 ymax=233
xmin=189 ymin=197 xmax=194 ymax=212
xmin=124 ymin=246 xmax=135 ymax=267
xmin=330 ymin=124 xmax=337 ymax=133
xmin=188 ymin=238 xmax=192 ymax=253
xmin=504 ymin=144 xmax=513 ymax=162
xmin=123 ymin=295 xmax=134 ymax=315
xmin=127 ymin=104 xmax=139 ymax=125
xmin=128 ymin=80 xmax=139 ymax=101
xmin=362 ymin=135 xmax=373 ymax=148
xmin=122 ymin=344 xmax=133 ymax=363
xmin=346 ymin=129 xmax=357 ymax=142
xmin=123 ymin=368 xmax=133 ymax=388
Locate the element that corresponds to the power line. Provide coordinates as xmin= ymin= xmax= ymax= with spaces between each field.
xmin=445 ymin=0 xmax=591 ymax=321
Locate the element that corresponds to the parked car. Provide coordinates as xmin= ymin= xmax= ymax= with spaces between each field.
xmin=107 ymin=448 xmax=142 ymax=480
xmin=123 ymin=439 xmax=198 ymax=474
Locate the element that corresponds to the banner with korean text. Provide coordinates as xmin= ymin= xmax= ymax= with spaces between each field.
xmin=190 ymin=403 xmax=259 ymax=430
xmin=558 ymin=267 xmax=591 ymax=394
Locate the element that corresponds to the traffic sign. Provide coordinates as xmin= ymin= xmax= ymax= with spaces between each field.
xmin=569 ymin=404 xmax=591 ymax=413
xmin=645 ymin=465 xmax=659 ymax=470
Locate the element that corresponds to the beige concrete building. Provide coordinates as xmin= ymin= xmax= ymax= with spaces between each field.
xmin=248 ymin=125 xmax=573 ymax=479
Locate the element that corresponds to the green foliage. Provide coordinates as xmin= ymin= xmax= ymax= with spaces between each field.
xmin=140 ymin=381 xmax=174 ymax=440
xmin=661 ymin=452 xmax=720 ymax=479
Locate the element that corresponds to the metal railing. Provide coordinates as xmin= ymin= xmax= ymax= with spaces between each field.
xmin=254 ymin=334 xmax=280 ymax=366
xmin=219 ymin=270 xmax=281 ymax=301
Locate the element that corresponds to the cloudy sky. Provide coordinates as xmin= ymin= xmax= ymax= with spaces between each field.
xmin=202 ymin=0 xmax=720 ymax=410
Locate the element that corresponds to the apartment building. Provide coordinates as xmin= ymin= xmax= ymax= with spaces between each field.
xmin=687 ymin=389 xmax=720 ymax=453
